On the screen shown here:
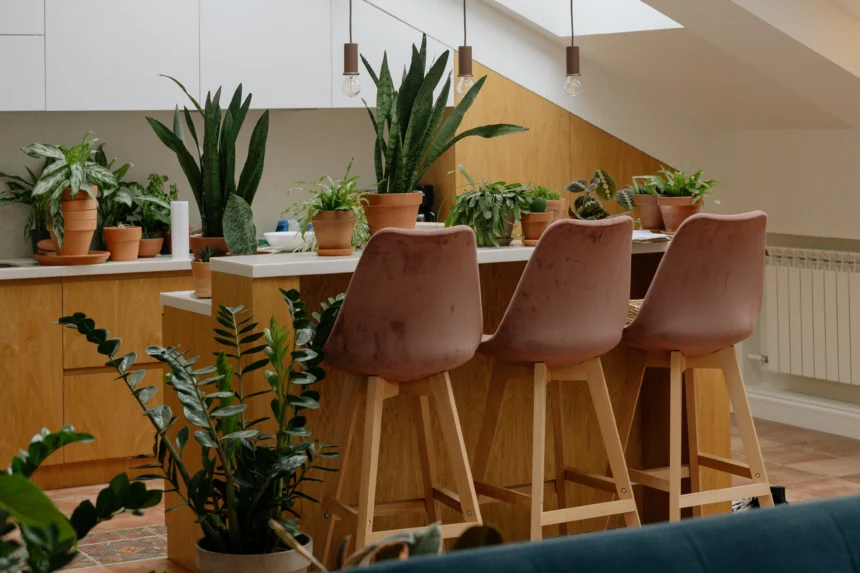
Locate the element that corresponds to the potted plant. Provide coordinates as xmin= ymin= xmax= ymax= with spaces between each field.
xmin=23 ymin=134 xmax=118 ymax=256
xmin=92 ymin=150 xmax=143 ymax=261
xmin=566 ymin=169 xmax=617 ymax=220
xmin=0 ymin=159 xmax=54 ymax=254
xmin=362 ymin=35 xmax=527 ymax=234
xmin=529 ymin=185 xmax=564 ymax=222
xmin=615 ymin=175 xmax=664 ymax=230
xmin=191 ymin=246 xmax=220 ymax=298
xmin=137 ymin=174 xmax=176 ymax=257
xmin=654 ymin=164 xmax=720 ymax=231
xmin=521 ymin=195 xmax=553 ymax=246
xmin=147 ymin=77 xmax=270 ymax=255
xmin=445 ymin=166 xmax=530 ymax=247
xmin=59 ymin=290 xmax=341 ymax=573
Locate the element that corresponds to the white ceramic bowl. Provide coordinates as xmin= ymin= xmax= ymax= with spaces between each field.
xmin=264 ymin=231 xmax=310 ymax=252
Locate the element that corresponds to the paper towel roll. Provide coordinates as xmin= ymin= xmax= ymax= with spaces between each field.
xmin=170 ymin=201 xmax=190 ymax=260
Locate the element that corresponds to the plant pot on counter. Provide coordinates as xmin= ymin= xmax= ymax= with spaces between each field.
xmin=658 ymin=196 xmax=701 ymax=232
xmin=138 ymin=237 xmax=164 ymax=258
xmin=363 ymin=191 xmax=423 ymax=235
xmin=546 ymin=199 xmax=566 ymax=222
xmin=494 ymin=210 xmax=516 ymax=247
xmin=633 ymin=194 xmax=664 ymax=230
xmin=521 ymin=212 xmax=554 ymax=246
xmin=195 ymin=537 xmax=312 ymax=573
xmin=51 ymin=188 xmax=99 ymax=256
xmin=190 ymin=235 xmax=229 ymax=258
xmin=104 ymin=226 xmax=142 ymax=261
xmin=312 ymin=210 xmax=356 ymax=256
xmin=191 ymin=261 xmax=212 ymax=299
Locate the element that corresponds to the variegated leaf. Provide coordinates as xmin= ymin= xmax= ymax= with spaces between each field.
xmin=565 ymin=179 xmax=589 ymax=193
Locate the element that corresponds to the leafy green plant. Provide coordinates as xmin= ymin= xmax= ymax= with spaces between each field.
xmin=23 ymin=134 xmax=118 ymax=248
xmin=223 ymin=195 xmax=257 ymax=255
xmin=0 ymin=159 xmax=54 ymax=242
xmin=0 ymin=427 xmax=162 ymax=573
xmin=193 ymin=246 xmax=221 ymax=263
xmin=654 ymin=164 xmax=720 ymax=204
xmin=444 ymin=165 xmax=530 ymax=247
xmin=58 ymin=288 xmax=343 ymax=555
xmin=528 ymin=185 xmax=561 ymax=201
xmin=147 ymin=77 xmax=270 ymax=238
xmin=138 ymin=174 xmax=176 ymax=239
xmin=363 ymin=35 xmax=527 ymax=194
xmin=614 ymin=175 xmax=662 ymax=211
xmin=566 ymin=169 xmax=618 ymax=220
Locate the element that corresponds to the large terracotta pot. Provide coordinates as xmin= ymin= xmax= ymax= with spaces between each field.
xmin=363 ymin=192 xmax=422 ymax=234
xmin=521 ymin=212 xmax=554 ymax=246
xmin=546 ymin=199 xmax=565 ymax=222
xmin=191 ymin=261 xmax=212 ymax=299
xmin=633 ymin=194 xmax=664 ymax=230
xmin=138 ymin=237 xmax=164 ymax=258
xmin=312 ymin=210 xmax=356 ymax=256
xmin=190 ymin=235 xmax=229 ymax=258
xmin=56 ymin=187 xmax=98 ymax=256
xmin=104 ymin=226 xmax=142 ymax=261
xmin=195 ymin=537 xmax=312 ymax=573
xmin=658 ymin=196 xmax=701 ymax=232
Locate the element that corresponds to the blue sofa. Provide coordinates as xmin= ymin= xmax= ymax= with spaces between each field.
xmin=369 ymin=497 xmax=860 ymax=572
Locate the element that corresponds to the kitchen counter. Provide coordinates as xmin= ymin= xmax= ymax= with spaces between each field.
xmin=160 ymin=290 xmax=212 ymax=316
xmin=0 ymin=255 xmax=191 ymax=281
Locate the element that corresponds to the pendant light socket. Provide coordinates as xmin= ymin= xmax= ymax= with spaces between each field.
xmin=458 ymin=45 xmax=473 ymax=78
xmin=566 ymin=45 xmax=580 ymax=76
xmin=344 ymin=42 xmax=359 ymax=75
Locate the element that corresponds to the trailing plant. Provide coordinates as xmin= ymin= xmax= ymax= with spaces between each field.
xmin=527 ymin=185 xmax=561 ymax=201
xmin=58 ymin=288 xmax=344 ymax=555
xmin=223 ymin=195 xmax=257 ymax=255
xmin=565 ymin=169 xmax=618 ymax=220
xmin=0 ymin=427 xmax=162 ymax=573
xmin=444 ymin=165 xmax=530 ymax=247
xmin=363 ymin=34 xmax=527 ymax=194
xmin=147 ymin=78 xmax=270 ymax=238
xmin=0 ymin=159 xmax=54 ymax=242
xmin=193 ymin=246 xmax=221 ymax=263
xmin=654 ymin=164 xmax=720 ymax=204
xmin=138 ymin=174 xmax=177 ymax=239
xmin=23 ymin=134 xmax=118 ymax=248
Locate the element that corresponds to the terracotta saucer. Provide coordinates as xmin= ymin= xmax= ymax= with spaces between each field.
xmin=523 ymin=239 xmax=540 ymax=247
xmin=37 ymin=239 xmax=55 ymax=253
xmin=316 ymin=248 xmax=355 ymax=257
xmin=34 ymin=251 xmax=110 ymax=266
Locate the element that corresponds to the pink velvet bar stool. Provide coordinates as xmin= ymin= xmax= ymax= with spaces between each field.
xmin=622 ymin=211 xmax=773 ymax=521
xmin=321 ymin=227 xmax=484 ymax=560
xmin=473 ymin=217 xmax=641 ymax=542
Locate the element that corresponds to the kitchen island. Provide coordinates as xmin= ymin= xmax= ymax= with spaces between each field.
xmin=160 ymin=236 xmax=731 ymax=569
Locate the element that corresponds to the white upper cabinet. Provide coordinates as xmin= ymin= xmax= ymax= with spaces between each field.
xmin=200 ymin=0 xmax=332 ymax=110
xmin=45 ymin=0 xmax=199 ymax=111
xmin=331 ymin=0 xmax=455 ymax=109
xmin=0 ymin=37 xmax=45 ymax=110
xmin=0 ymin=0 xmax=44 ymax=34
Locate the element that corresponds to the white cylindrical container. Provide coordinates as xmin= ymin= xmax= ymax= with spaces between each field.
xmin=171 ymin=201 xmax=190 ymax=260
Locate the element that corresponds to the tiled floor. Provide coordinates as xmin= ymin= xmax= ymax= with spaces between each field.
xmin=48 ymin=417 xmax=860 ymax=572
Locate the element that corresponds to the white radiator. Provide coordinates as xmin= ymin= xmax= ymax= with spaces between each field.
xmin=765 ymin=248 xmax=860 ymax=383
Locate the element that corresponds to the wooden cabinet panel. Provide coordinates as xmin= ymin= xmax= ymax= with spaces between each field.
xmin=0 ymin=37 xmax=45 ymax=111
xmin=0 ymin=0 xmax=44 ymax=34
xmin=0 ymin=281 xmax=63 ymax=465
xmin=63 ymin=367 xmax=163 ymax=463
xmin=62 ymin=274 xmax=192 ymax=370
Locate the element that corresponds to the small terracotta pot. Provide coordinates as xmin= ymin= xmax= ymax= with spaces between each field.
xmin=521 ymin=212 xmax=554 ymax=246
xmin=312 ymin=210 xmax=356 ymax=256
xmin=191 ymin=261 xmax=212 ymax=299
xmin=56 ymin=187 xmax=99 ymax=256
xmin=633 ymin=194 xmax=664 ymax=230
xmin=658 ymin=196 xmax=701 ymax=232
xmin=190 ymin=235 xmax=229 ymax=258
xmin=363 ymin=192 xmax=422 ymax=234
xmin=138 ymin=237 xmax=164 ymax=258
xmin=104 ymin=226 xmax=142 ymax=261
xmin=546 ymin=199 xmax=566 ymax=222
xmin=195 ymin=536 xmax=312 ymax=573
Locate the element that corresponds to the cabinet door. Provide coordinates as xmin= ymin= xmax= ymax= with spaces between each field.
xmin=62 ymin=274 xmax=193 ymax=370
xmin=330 ymin=0 xmax=454 ymax=109
xmin=0 ymin=0 xmax=44 ymax=34
xmin=200 ymin=0 xmax=332 ymax=109
xmin=0 ymin=282 xmax=63 ymax=465
xmin=63 ymin=367 xmax=163 ymax=463
xmin=45 ymin=0 xmax=199 ymax=111
xmin=0 ymin=36 xmax=45 ymax=110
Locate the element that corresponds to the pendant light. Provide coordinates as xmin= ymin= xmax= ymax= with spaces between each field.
xmin=343 ymin=0 xmax=361 ymax=97
xmin=564 ymin=0 xmax=582 ymax=97
xmin=457 ymin=0 xmax=474 ymax=96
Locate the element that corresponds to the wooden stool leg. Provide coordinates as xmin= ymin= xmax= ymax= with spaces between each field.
xmin=472 ymin=360 xmax=509 ymax=482
xmin=684 ymin=369 xmax=703 ymax=518
xmin=669 ymin=352 xmax=685 ymax=522
xmin=530 ymin=363 xmax=548 ymax=541
xmin=412 ymin=395 xmax=442 ymax=523
xmin=430 ymin=372 xmax=482 ymax=524
xmin=356 ymin=376 xmax=388 ymax=550
xmin=718 ymin=347 xmax=774 ymax=508
xmin=585 ymin=358 xmax=640 ymax=528
xmin=549 ymin=380 xmax=568 ymax=535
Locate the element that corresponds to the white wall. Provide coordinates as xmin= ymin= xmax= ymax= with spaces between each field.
xmin=0 ymin=109 xmax=377 ymax=258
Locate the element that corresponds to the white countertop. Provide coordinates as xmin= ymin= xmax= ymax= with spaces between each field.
xmin=0 ymin=255 xmax=192 ymax=281
xmin=160 ymin=290 xmax=212 ymax=316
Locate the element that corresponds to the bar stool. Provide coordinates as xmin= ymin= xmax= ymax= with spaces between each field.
xmin=473 ymin=217 xmax=641 ymax=541
xmin=321 ymin=227 xmax=484 ymax=559
xmin=622 ymin=211 xmax=773 ymax=521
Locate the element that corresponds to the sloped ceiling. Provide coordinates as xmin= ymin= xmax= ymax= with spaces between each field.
xmin=825 ymin=0 xmax=860 ymax=22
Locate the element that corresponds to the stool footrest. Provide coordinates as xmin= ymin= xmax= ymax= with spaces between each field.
xmin=680 ymin=483 xmax=771 ymax=508
xmin=540 ymin=499 xmax=638 ymax=527
xmin=563 ymin=467 xmax=618 ymax=493
xmin=474 ymin=480 xmax=532 ymax=508
xmin=628 ymin=466 xmax=691 ymax=492
xmin=366 ymin=522 xmax=478 ymax=545
xmin=325 ymin=496 xmax=427 ymax=525
xmin=698 ymin=453 xmax=752 ymax=479
xmin=432 ymin=486 xmax=462 ymax=512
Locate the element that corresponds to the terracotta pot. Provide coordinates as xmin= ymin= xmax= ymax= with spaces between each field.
xmin=191 ymin=261 xmax=212 ymax=299
xmin=312 ymin=210 xmax=356 ymax=256
xmin=362 ymin=192 xmax=422 ymax=234
xmin=104 ymin=226 xmax=142 ymax=262
xmin=521 ymin=212 xmax=554 ymax=246
xmin=494 ymin=210 xmax=516 ymax=247
xmin=190 ymin=235 xmax=229 ymax=258
xmin=138 ymin=237 xmax=164 ymax=258
xmin=546 ymin=199 xmax=566 ymax=222
xmin=658 ymin=196 xmax=701 ymax=232
xmin=195 ymin=537 xmax=312 ymax=573
xmin=56 ymin=187 xmax=99 ymax=256
xmin=633 ymin=194 xmax=664 ymax=230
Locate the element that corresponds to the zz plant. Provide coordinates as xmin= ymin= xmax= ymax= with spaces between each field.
xmin=58 ymin=289 xmax=342 ymax=555
xmin=566 ymin=169 xmax=618 ymax=220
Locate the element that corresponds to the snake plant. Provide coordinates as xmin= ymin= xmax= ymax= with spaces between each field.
xmin=147 ymin=77 xmax=270 ymax=237
xmin=362 ymin=35 xmax=527 ymax=194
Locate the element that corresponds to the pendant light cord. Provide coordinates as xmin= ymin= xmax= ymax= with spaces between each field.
xmin=570 ymin=0 xmax=575 ymax=46
xmin=463 ymin=0 xmax=468 ymax=45
xmin=349 ymin=0 xmax=353 ymax=43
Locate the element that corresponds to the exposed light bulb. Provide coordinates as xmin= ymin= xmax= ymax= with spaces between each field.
xmin=342 ymin=75 xmax=361 ymax=98
xmin=456 ymin=75 xmax=475 ymax=96
xmin=564 ymin=75 xmax=582 ymax=97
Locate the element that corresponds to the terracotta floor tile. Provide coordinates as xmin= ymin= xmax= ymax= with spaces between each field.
xmin=61 ymin=551 xmax=99 ymax=570
xmin=759 ymin=445 xmax=835 ymax=466
xmin=788 ymin=478 xmax=860 ymax=499
xmin=837 ymin=473 xmax=860 ymax=484
xmin=82 ymin=527 xmax=159 ymax=545
xmin=785 ymin=490 xmax=818 ymax=503
xmin=764 ymin=463 xmax=820 ymax=485
xmin=757 ymin=425 xmax=840 ymax=446
xmin=47 ymin=484 xmax=109 ymax=501
xmin=800 ymin=437 xmax=860 ymax=457
xmin=788 ymin=457 xmax=860 ymax=477
xmin=104 ymin=557 xmax=190 ymax=573
xmin=79 ymin=536 xmax=167 ymax=565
